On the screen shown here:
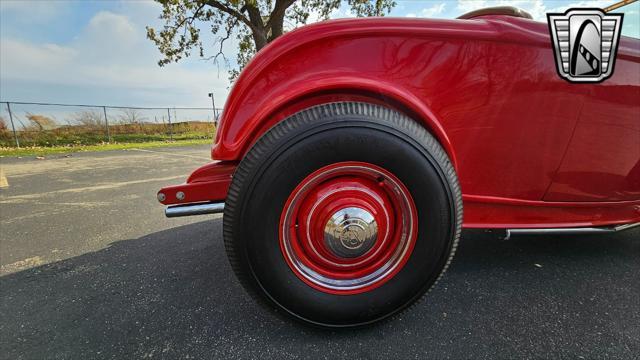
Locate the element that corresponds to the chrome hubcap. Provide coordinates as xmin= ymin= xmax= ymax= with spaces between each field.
xmin=324 ymin=207 xmax=378 ymax=258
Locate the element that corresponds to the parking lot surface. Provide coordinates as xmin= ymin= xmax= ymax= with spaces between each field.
xmin=1 ymin=145 xmax=638 ymax=359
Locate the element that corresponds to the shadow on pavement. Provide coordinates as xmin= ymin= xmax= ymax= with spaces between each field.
xmin=1 ymin=221 xmax=638 ymax=359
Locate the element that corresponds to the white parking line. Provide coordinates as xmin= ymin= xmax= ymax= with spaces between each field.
xmin=0 ymin=167 xmax=8 ymax=188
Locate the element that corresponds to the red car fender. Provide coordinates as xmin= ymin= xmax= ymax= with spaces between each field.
xmin=209 ymin=16 xmax=534 ymax=166
xmin=213 ymin=75 xmax=458 ymax=171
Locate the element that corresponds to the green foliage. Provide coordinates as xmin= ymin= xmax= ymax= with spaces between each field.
xmin=0 ymin=139 xmax=212 ymax=157
xmin=0 ymin=122 xmax=216 ymax=148
xmin=146 ymin=0 xmax=396 ymax=82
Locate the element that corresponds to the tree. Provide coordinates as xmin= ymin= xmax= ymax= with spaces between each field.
xmin=147 ymin=0 xmax=395 ymax=81
xmin=119 ymin=109 xmax=148 ymax=124
xmin=73 ymin=110 xmax=104 ymax=127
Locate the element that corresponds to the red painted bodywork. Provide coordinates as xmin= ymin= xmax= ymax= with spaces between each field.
xmin=159 ymin=14 xmax=640 ymax=228
xmin=157 ymin=161 xmax=235 ymax=206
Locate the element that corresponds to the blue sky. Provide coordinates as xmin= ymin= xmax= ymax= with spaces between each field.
xmin=1 ymin=0 xmax=638 ymax=108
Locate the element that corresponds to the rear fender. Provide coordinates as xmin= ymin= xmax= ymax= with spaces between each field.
xmin=212 ymin=77 xmax=458 ymax=171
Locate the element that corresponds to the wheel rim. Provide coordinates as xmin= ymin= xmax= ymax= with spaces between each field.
xmin=279 ymin=161 xmax=418 ymax=295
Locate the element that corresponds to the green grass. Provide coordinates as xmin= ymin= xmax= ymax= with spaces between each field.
xmin=0 ymin=121 xmax=216 ymax=148
xmin=0 ymin=139 xmax=212 ymax=157
xmin=0 ymin=121 xmax=216 ymax=157
xmin=0 ymin=131 xmax=214 ymax=147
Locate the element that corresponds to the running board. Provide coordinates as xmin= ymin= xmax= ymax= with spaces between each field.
xmin=165 ymin=202 xmax=225 ymax=218
xmin=505 ymin=222 xmax=640 ymax=239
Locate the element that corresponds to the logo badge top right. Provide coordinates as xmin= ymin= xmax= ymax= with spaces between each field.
xmin=548 ymin=8 xmax=624 ymax=83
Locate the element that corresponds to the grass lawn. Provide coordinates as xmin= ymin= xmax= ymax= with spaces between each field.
xmin=0 ymin=139 xmax=212 ymax=157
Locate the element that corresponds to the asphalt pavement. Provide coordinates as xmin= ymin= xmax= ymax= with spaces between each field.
xmin=1 ymin=145 xmax=638 ymax=359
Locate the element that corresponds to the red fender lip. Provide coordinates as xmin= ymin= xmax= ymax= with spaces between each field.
xmin=157 ymin=161 xmax=237 ymax=206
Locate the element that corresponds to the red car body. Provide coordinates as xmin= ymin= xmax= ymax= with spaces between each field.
xmin=159 ymin=14 xmax=640 ymax=230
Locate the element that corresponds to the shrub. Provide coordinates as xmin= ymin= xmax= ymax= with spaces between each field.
xmin=26 ymin=113 xmax=57 ymax=131
xmin=73 ymin=110 xmax=104 ymax=127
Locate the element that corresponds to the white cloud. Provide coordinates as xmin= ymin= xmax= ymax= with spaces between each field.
xmin=405 ymin=3 xmax=446 ymax=18
xmin=422 ymin=3 xmax=447 ymax=17
xmin=457 ymin=0 xmax=547 ymax=21
xmin=456 ymin=0 xmax=639 ymax=22
xmin=547 ymin=0 xmax=611 ymax=13
xmin=330 ymin=5 xmax=357 ymax=19
xmin=0 ymin=0 xmax=67 ymax=24
xmin=0 ymin=9 xmax=230 ymax=107
xmin=457 ymin=0 xmax=489 ymax=14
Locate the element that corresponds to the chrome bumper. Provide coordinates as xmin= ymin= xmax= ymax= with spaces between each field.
xmin=165 ymin=202 xmax=225 ymax=218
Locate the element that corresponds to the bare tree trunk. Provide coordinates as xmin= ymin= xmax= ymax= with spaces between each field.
xmin=268 ymin=12 xmax=285 ymax=40
xmin=252 ymin=30 xmax=268 ymax=50
xmin=267 ymin=0 xmax=295 ymax=41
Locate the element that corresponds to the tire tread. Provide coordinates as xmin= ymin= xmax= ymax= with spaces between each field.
xmin=223 ymin=102 xmax=462 ymax=326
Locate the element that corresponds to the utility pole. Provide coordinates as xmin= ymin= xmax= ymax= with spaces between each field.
xmin=208 ymin=92 xmax=217 ymax=124
xmin=167 ymin=108 xmax=173 ymax=141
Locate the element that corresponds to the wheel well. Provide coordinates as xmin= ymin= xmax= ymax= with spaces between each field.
xmin=242 ymin=90 xmax=458 ymax=171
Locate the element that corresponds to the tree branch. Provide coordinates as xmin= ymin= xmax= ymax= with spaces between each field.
xmin=177 ymin=2 xmax=206 ymax=29
xmin=243 ymin=2 xmax=265 ymax=29
xmin=242 ymin=2 xmax=268 ymax=49
xmin=202 ymin=17 xmax=238 ymax=65
xmin=266 ymin=0 xmax=296 ymax=30
xmin=203 ymin=0 xmax=259 ymax=33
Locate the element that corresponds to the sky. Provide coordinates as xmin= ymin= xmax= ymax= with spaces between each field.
xmin=1 ymin=0 xmax=638 ymax=109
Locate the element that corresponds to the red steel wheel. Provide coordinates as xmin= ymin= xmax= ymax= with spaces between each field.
xmin=223 ymin=102 xmax=462 ymax=327
xmin=279 ymin=161 xmax=418 ymax=295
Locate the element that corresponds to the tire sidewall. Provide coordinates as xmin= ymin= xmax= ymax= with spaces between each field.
xmin=229 ymin=112 xmax=458 ymax=326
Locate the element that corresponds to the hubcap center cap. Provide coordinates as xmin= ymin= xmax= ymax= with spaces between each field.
xmin=324 ymin=207 xmax=377 ymax=258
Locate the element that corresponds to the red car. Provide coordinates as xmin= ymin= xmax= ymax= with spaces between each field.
xmin=158 ymin=6 xmax=639 ymax=327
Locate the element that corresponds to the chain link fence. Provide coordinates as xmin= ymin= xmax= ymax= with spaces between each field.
xmin=0 ymin=102 xmax=222 ymax=148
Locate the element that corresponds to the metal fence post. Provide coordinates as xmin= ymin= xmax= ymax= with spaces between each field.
xmin=6 ymin=102 xmax=19 ymax=148
xmin=102 ymin=106 xmax=111 ymax=142
xmin=167 ymin=108 xmax=173 ymax=141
